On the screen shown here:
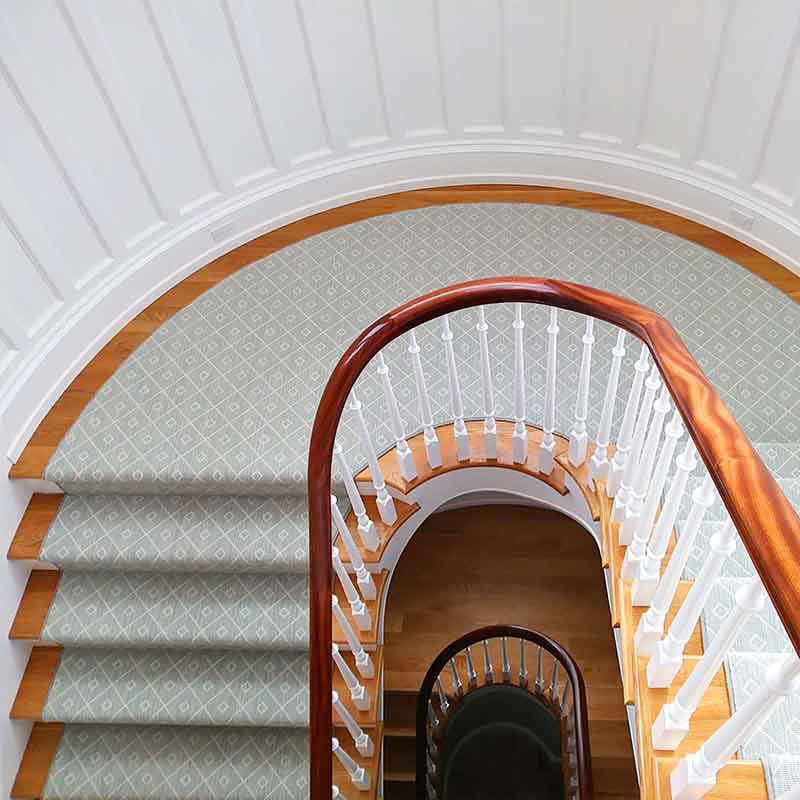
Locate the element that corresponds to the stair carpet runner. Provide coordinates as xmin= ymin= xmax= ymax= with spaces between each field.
xmin=11 ymin=204 xmax=800 ymax=798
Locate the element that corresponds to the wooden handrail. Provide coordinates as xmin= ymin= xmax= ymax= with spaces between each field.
xmin=413 ymin=624 xmax=593 ymax=798
xmin=306 ymin=277 xmax=800 ymax=800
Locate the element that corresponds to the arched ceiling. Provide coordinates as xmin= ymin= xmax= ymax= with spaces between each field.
xmin=1 ymin=0 xmax=800 ymax=464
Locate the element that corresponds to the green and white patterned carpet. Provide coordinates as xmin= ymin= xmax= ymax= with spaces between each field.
xmin=29 ymin=204 xmax=800 ymax=798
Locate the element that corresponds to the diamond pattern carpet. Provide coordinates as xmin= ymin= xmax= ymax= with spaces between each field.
xmin=29 ymin=204 xmax=800 ymax=798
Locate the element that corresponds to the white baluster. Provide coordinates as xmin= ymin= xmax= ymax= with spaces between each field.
xmin=333 ymin=690 xmax=374 ymax=757
xmin=332 ymin=547 xmax=371 ymax=631
xmin=549 ymin=660 xmax=560 ymax=700
xmin=622 ymin=410 xmax=683 ymax=581
xmin=538 ymin=308 xmax=559 ymax=475
xmin=332 ymin=596 xmax=374 ymax=678
xmin=512 ymin=304 xmax=528 ymax=463
xmin=441 ymin=315 xmax=470 ymax=461
xmin=607 ymin=343 xmax=649 ymax=497
xmin=332 ymin=737 xmax=370 ymax=791
xmin=613 ymin=363 xmax=662 ymax=528
xmin=476 ymin=308 xmax=498 ymax=459
xmin=647 ymin=519 xmax=736 ymax=688
xmin=535 ymin=645 xmax=545 ymax=693
xmin=334 ymin=443 xmax=379 ymax=552
xmin=408 ymin=331 xmax=442 ymax=469
xmin=465 ymin=645 xmax=478 ymax=689
xmin=483 ymin=639 xmax=494 ymax=683
xmin=376 ymin=352 xmax=417 ymax=481
xmin=652 ymin=578 xmax=766 ymax=750
xmin=670 ymin=655 xmax=800 ymax=800
xmin=560 ymin=681 xmax=571 ymax=716
xmin=350 ymin=391 xmax=397 ymax=525
xmin=449 ymin=658 xmax=464 ymax=697
xmin=333 ymin=643 xmax=371 ymax=712
xmin=331 ymin=496 xmax=376 ymax=600
xmin=569 ymin=317 xmax=595 ymax=466
xmin=619 ymin=383 xmax=671 ymax=545
xmin=589 ymin=330 xmax=626 ymax=488
xmin=632 ymin=439 xmax=697 ymax=605
xmin=501 ymin=636 xmax=511 ymax=682
xmin=634 ymin=473 xmax=716 ymax=654
xmin=332 ymin=784 xmax=344 ymax=800
xmin=519 ymin=639 xmax=528 ymax=688
xmin=435 ymin=677 xmax=450 ymax=714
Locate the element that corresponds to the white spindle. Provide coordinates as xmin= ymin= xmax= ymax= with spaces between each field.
xmin=482 ymin=639 xmax=494 ymax=683
xmin=332 ymin=737 xmax=370 ymax=791
xmin=607 ymin=343 xmax=649 ymax=497
xmin=501 ymin=636 xmax=511 ymax=682
xmin=619 ymin=386 xmax=671 ymax=546
xmin=332 ymin=785 xmax=344 ymax=800
xmin=569 ymin=317 xmax=595 ymax=466
xmin=549 ymin=660 xmax=560 ymax=699
xmin=632 ymin=439 xmax=697 ymax=605
xmin=331 ymin=496 xmax=376 ymax=600
xmin=670 ymin=655 xmax=800 ymax=800
xmin=622 ymin=410 xmax=683 ymax=581
xmin=560 ymin=681 xmax=571 ymax=715
xmin=376 ymin=352 xmax=417 ymax=481
xmin=332 ymin=547 xmax=371 ymax=631
xmin=652 ymin=578 xmax=766 ymax=750
xmin=441 ymin=315 xmax=470 ymax=461
xmin=613 ymin=363 xmax=662 ymax=526
xmin=519 ymin=639 xmax=528 ymax=687
xmin=349 ymin=391 xmax=397 ymax=525
xmin=435 ymin=677 xmax=450 ymax=714
xmin=465 ymin=645 xmax=478 ymax=689
xmin=634 ymin=473 xmax=716 ymax=655
xmin=647 ymin=519 xmax=736 ymax=687
xmin=535 ymin=645 xmax=545 ymax=693
xmin=539 ymin=308 xmax=559 ymax=475
xmin=448 ymin=657 xmax=464 ymax=697
xmin=476 ymin=308 xmax=497 ymax=459
xmin=332 ymin=596 xmax=374 ymax=678
xmin=334 ymin=444 xmax=379 ymax=552
xmin=589 ymin=330 xmax=626 ymax=488
xmin=512 ymin=304 xmax=528 ymax=463
xmin=408 ymin=331 xmax=441 ymax=469
xmin=333 ymin=690 xmax=373 ymax=757
xmin=332 ymin=643 xmax=371 ymax=712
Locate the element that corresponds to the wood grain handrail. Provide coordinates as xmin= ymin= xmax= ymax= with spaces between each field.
xmin=413 ymin=624 xmax=593 ymax=799
xmin=306 ymin=276 xmax=800 ymax=800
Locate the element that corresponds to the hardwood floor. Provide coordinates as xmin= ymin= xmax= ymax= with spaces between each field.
xmin=11 ymin=185 xmax=800 ymax=480
xmin=383 ymin=503 xmax=639 ymax=800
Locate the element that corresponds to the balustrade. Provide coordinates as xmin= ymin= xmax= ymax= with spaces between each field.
xmin=408 ymin=330 xmax=442 ymax=468
xmin=331 ymin=496 xmax=376 ymax=600
xmin=334 ymin=444 xmax=379 ymax=551
xmin=376 ymin=352 xmax=416 ymax=481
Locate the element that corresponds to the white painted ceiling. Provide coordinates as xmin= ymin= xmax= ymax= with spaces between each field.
xmin=1 ymin=0 xmax=800 ymax=461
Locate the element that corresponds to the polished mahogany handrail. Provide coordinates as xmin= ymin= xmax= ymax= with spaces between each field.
xmin=306 ymin=277 xmax=800 ymax=800
xmin=414 ymin=625 xmax=593 ymax=799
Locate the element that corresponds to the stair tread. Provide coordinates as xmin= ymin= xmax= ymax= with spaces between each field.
xmin=39 ymin=494 xmax=312 ymax=573
xmin=35 ymin=648 xmax=308 ymax=727
xmin=40 ymin=571 xmax=308 ymax=650
xmin=17 ymin=723 xmax=309 ymax=800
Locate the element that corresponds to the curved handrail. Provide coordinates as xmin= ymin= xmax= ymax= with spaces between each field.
xmin=414 ymin=625 xmax=593 ymax=799
xmin=307 ymin=276 xmax=800 ymax=799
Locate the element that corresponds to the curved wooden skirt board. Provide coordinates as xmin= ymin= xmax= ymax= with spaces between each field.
xmin=9 ymin=185 xmax=800 ymax=481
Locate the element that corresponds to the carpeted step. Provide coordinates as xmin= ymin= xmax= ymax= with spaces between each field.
xmin=753 ymin=443 xmax=800 ymax=480
xmin=700 ymin=578 xmax=792 ymax=654
xmin=42 ymin=572 xmax=308 ymax=650
xmin=42 ymin=724 xmax=308 ymax=800
xmin=42 ymin=649 xmax=308 ymax=727
xmin=724 ymin=652 xmax=800 ymax=761
xmin=40 ymin=494 xmax=311 ymax=574
xmin=762 ymin=754 xmax=800 ymax=799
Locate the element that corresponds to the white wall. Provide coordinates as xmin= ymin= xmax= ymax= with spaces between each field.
xmin=2 ymin=2 xmax=800 ymax=791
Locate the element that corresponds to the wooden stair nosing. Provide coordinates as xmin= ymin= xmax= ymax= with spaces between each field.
xmin=11 ymin=646 xmax=61 ymax=720
xmin=11 ymin=722 xmax=64 ymax=799
xmin=7 ymin=494 xmax=63 ymax=561
xmin=334 ymin=723 xmax=383 ymax=800
xmin=10 ymin=570 xmax=60 ymax=640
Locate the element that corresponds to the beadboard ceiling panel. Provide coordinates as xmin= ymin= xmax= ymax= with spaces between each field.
xmin=2 ymin=0 xmax=800 ymax=465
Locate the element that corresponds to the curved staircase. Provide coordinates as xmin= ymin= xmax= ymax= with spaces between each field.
xmin=6 ymin=203 xmax=800 ymax=799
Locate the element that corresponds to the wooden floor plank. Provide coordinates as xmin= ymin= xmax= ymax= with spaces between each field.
xmin=9 ymin=571 xmax=60 ymax=640
xmin=7 ymin=495 xmax=63 ymax=561
xmin=11 ymin=646 xmax=62 ymax=720
xmin=11 ymin=722 xmax=64 ymax=799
